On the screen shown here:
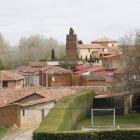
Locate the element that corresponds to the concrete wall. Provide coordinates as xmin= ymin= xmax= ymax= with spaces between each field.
xmin=20 ymin=101 xmax=54 ymax=128
xmin=1 ymin=79 xmax=24 ymax=89
xmin=0 ymin=105 xmax=20 ymax=126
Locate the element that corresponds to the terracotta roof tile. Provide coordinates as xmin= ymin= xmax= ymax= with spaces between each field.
xmin=24 ymin=67 xmax=42 ymax=73
xmin=0 ymin=88 xmax=76 ymax=107
xmin=78 ymin=44 xmax=107 ymax=49
xmin=16 ymin=66 xmax=31 ymax=72
xmin=0 ymin=70 xmax=25 ymax=81
xmin=91 ymin=37 xmax=117 ymax=43
xmin=42 ymin=66 xmax=72 ymax=74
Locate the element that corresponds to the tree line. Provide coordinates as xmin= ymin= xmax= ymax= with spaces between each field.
xmin=0 ymin=34 xmax=66 ymax=69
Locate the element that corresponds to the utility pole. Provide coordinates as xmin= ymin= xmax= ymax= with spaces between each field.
xmin=46 ymin=72 xmax=48 ymax=87
xmin=1 ymin=74 xmax=3 ymax=89
xmin=28 ymin=72 xmax=29 ymax=89
xmin=42 ymin=66 xmax=43 ymax=87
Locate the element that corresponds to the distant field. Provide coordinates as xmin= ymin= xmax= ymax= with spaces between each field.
xmin=77 ymin=112 xmax=140 ymax=130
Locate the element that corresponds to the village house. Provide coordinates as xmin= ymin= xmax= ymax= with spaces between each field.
xmin=0 ymin=70 xmax=25 ymax=89
xmin=66 ymin=28 xmax=123 ymax=59
xmin=102 ymin=54 xmax=126 ymax=69
xmin=0 ymin=88 xmax=76 ymax=127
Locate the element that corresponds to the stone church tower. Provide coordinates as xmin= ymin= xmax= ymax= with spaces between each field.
xmin=66 ymin=28 xmax=78 ymax=57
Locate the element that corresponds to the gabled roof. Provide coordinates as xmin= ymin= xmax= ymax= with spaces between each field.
xmin=41 ymin=66 xmax=73 ymax=75
xmin=16 ymin=66 xmax=30 ymax=72
xmin=0 ymin=70 xmax=24 ymax=81
xmin=29 ymin=62 xmax=48 ymax=67
xmin=91 ymin=37 xmax=117 ymax=43
xmin=0 ymin=88 xmax=76 ymax=107
xmin=77 ymin=44 xmax=106 ymax=49
xmin=34 ymin=65 xmax=54 ymax=74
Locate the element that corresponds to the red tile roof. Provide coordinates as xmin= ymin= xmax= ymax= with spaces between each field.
xmin=16 ymin=66 xmax=31 ymax=72
xmin=0 ymin=88 xmax=76 ymax=107
xmin=74 ymin=67 xmax=94 ymax=75
xmin=0 ymin=70 xmax=25 ymax=81
xmin=41 ymin=66 xmax=73 ymax=75
xmin=105 ymin=75 xmax=121 ymax=83
xmin=74 ymin=64 xmax=93 ymax=71
xmin=91 ymin=37 xmax=117 ymax=43
xmin=77 ymin=44 xmax=107 ymax=49
xmin=34 ymin=65 xmax=55 ymax=74
xmin=24 ymin=67 xmax=42 ymax=73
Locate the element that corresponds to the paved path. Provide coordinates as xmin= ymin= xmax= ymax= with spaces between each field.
xmin=1 ymin=128 xmax=36 ymax=140
xmin=13 ymin=128 xmax=35 ymax=140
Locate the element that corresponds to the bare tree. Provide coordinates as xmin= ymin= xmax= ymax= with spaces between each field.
xmin=111 ymin=28 xmax=140 ymax=93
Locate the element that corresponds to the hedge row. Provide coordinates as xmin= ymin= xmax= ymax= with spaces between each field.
xmin=33 ymin=130 xmax=140 ymax=140
xmin=34 ymin=89 xmax=95 ymax=134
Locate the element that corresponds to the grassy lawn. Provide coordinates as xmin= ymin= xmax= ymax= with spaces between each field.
xmin=0 ymin=124 xmax=11 ymax=139
xmin=77 ymin=112 xmax=140 ymax=130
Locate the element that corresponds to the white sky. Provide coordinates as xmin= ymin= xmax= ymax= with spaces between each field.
xmin=0 ymin=0 xmax=140 ymax=46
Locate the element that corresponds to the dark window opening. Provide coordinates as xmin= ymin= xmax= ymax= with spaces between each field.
xmin=3 ymin=81 xmax=8 ymax=87
xmin=88 ymin=49 xmax=90 ymax=53
xmin=23 ymin=110 xmax=25 ymax=116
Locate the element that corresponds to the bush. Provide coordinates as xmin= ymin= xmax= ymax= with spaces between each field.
xmin=33 ymin=130 xmax=140 ymax=140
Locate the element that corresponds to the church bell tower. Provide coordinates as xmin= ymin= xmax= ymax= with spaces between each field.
xmin=66 ymin=28 xmax=78 ymax=57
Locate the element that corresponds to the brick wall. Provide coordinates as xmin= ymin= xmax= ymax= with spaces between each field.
xmin=39 ymin=72 xmax=107 ymax=87
xmin=0 ymin=105 xmax=20 ymax=126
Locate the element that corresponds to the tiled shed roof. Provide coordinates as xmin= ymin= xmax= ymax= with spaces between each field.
xmin=16 ymin=66 xmax=30 ymax=72
xmin=0 ymin=70 xmax=24 ymax=81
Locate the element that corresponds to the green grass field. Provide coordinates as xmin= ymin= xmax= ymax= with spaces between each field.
xmin=77 ymin=112 xmax=140 ymax=130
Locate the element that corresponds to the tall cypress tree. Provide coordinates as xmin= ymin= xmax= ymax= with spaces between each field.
xmin=51 ymin=48 xmax=55 ymax=60
xmin=81 ymin=55 xmax=82 ymax=60
xmin=85 ymin=55 xmax=87 ymax=61
xmin=90 ymin=55 xmax=92 ymax=62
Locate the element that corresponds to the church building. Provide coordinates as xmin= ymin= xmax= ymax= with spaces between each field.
xmin=66 ymin=28 xmax=122 ymax=59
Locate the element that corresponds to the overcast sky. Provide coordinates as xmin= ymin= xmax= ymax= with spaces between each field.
xmin=0 ymin=0 xmax=140 ymax=46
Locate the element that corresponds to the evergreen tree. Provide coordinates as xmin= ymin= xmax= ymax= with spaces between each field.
xmin=85 ymin=55 xmax=87 ymax=61
xmin=51 ymin=48 xmax=55 ymax=60
xmin=78 ymin=40 xmax=83 ymax=44
xmin=81 ymin=55 xmax=82 ymax=60
xmin=90 ymin=55 xmax=92 ymax=62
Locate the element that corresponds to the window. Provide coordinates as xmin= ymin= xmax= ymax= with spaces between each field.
xmin=112 ymin=44 xmax=114 ymax=47
xmin=88 ymin=49 xmax=90 ymax=53
xmin=3 ymin=81 xmax=8 ymax=87
xmin=23 ymin=110 xmax=25 ymax=116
